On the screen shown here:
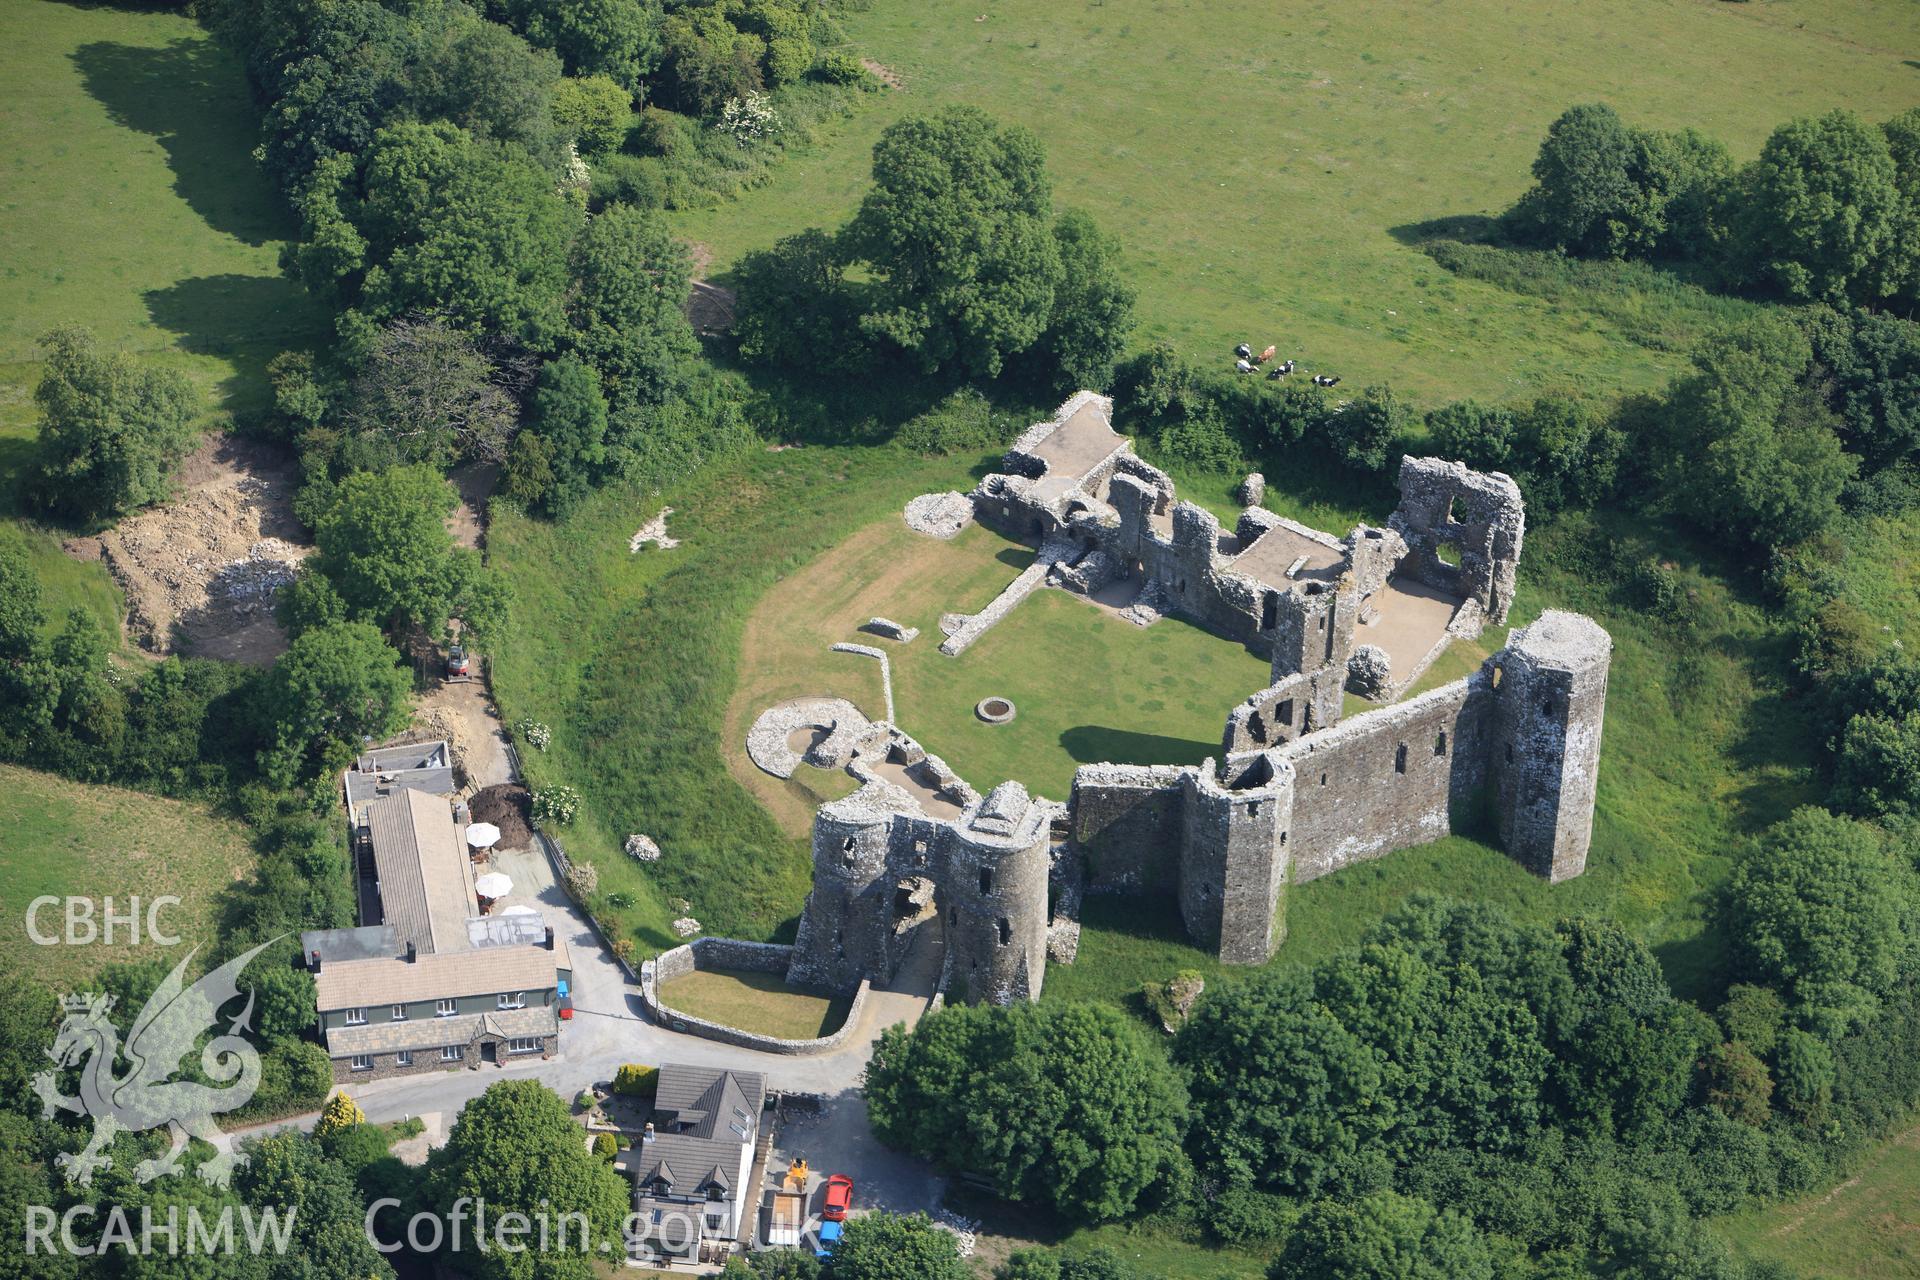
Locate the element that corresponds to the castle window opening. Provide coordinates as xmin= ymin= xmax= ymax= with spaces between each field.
xmin=1436 ymin=541 xmax=1460 ymax=568
xmin=1542 ymin=697 xmax=1555 ymax=718
xmin=979 ymin=868 xmax=993 ymax=894
xmin=1320 ymin=772 xmax=1328 ymax=786
xmin=1246 ymin=801 xmax=1260 ymax=818
xmin=1279 ymin=698 xmax=1295 ymax=726
xmin=998 ymin=918 xmax=1012 ymax=947
xmin=1506 ymin=742 xmax=1515 ymax=764
xmin=1394 ymin=744 xmax=1408 ymax=774
xmin=1261 ymin=591 xmax=1279 ymax=631
xmin=1280 ymin=831 xmax=1289 ymax=846
xmin=1435 ymin=730 xmax=1448 ymax=755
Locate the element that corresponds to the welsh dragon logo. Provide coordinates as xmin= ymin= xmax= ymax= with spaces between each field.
xmin=33 ymin=939 xmax=279 ymax=1188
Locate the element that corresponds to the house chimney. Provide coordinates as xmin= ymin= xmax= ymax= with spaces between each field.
xmin=406 ymin=941 xmax=417 ymax=963
xmin=308 ymin=950 xmax=321 ymax=973
xmin=544 ymin=926 xmax=555 ymax=951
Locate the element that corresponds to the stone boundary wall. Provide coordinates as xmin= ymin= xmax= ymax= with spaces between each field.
xmin=1276 ymin=672 xmax=1493 ymax=882
xmin=830 ymin=643 xmax=895 ymax=722
xmin=641 ymin=938 xmax=874 ymax=1056
xmin=938 ymin=539 xmax=1072 ymax=656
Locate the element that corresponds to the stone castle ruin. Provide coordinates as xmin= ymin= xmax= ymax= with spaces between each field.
xmin=760 ymin=393 xmax=1609 ymax=1004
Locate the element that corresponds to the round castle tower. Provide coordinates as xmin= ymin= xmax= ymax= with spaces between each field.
xmin=943 ymin=781 xmax=1052 ymax=1005
xmin=785 ymin=792 xmax=897 ymax=992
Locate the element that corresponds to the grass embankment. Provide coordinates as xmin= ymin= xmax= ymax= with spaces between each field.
xmin=0 ymin=1 xmax=327 ymax=642
xmin=0 ymin=764 xmax=255 ymax=987
xmin=487 ymin=446 xmax=997 ymax=949
xmin=676 ymin=0 xmax=1915 ymax=404
xmin=657 ymin=968 xmax=853 ymax=1040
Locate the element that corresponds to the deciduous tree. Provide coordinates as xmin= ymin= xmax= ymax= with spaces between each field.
xmin=1724 ymin=806 xmax=1920 ymax=1031
xmin=1737 ymin=110 xmax=1912 ymax=305
xmin=823 ymin=1213 xmax=970 ymax=1280
xmin=310 ymin=464 xmax=508 ymax=640
xmin=259 ymin=621 xmax=411 ymax=786
xmin=566 ymin=203 xmax=696 ymax=411
xmin=425 ymin=1081 xmax=628 ymax=1280
xmin=866 ymin=1002 xmax=1188 ymax=1221
xmin=33 ymin=326 xmax=199 ymax=521
xmin=346 ymin=317 xmax=519 ymax=467
xmin=1271 ymin=1191 xmax=1493 ymax=1280
xmin=1032 ymin=208 xmax=1135 ymax=392
xmin=843 ymin=107 xmax=1062 ymax=379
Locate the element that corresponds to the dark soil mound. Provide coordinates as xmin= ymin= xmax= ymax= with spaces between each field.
xmin=470 ymin=783 xmax=534 ymax=851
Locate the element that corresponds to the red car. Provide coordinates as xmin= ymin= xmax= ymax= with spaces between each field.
xmin=821 ymin=1175 xmax=854 ymax=1222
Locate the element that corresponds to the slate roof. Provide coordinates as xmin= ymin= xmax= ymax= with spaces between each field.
xmin=313 ymin=942 xmax=569 ymax=1012
xmin=366 ymin=788 xmax=476 ymax=955
xmin=616 ymin=1065 xmax=764 ymax=1206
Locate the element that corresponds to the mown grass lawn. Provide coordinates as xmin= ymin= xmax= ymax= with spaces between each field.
xmin=731 ymin=514 xmax=1272 ymax=804
xmin=0 ymin=764 xmax=255 ymax=988
xmin=657 ymin=968 xmax=853 ymax=1040
xmin=1716 ymin=1123 xmax=1920 ymax=1280
xmin=676 ymin=0 xmax=1917 ymax=404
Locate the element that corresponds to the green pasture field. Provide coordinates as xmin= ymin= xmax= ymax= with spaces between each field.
xmin=0 ymin=763 xmax=255 ymax=988
xmin=0 ymin=1 xmax=327 ymax=640
xmin=1716 ymin=1122 xmax=1920 ymax=1280
xmin=675 ymin=0 xmax=1916 ymax=404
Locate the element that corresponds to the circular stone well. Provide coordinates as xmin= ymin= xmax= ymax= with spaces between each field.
xmin=976 ymin=697 xmax=1017 ymax=724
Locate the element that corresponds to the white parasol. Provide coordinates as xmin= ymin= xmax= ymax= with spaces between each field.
xmin=466 ymin=822 xmax=502 ymax=850
xmin=474 ymin=872 xmax=513 ymax=899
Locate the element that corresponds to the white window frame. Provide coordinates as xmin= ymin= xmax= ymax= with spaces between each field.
xmin=506 ymin=1037 xmax=540 ymax=1054
xmin=349 ymin=1054 xmax=373 ymax=1072
xmin=394 ymin=1050 xmax=412 ymax=1067
xmin=496 ymin=991 xmax=525 ymax=1010
xmin=343 ymin=1007 xmax=367 ymax=1026
xmin=441 ymin=1045 xmax=462 ymax=1062
xmin=390 ymin=1004 xmax=407 ymax=1021
xmin=435 ymin=998 xmax=458 ymax=1018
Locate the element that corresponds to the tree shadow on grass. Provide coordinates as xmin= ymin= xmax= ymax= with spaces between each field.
xmin=1386 ymin=213 xmax=1502 ymax=247
xmin=1654 ymin=922 xmax=1730 ymax=1007
xmin=71 ymin=39 xmax=291 ymax=248
xmin=144 ymin=274 xmax=325 ymax=414
xmin=1061 ymin=725 xmax=1216 ymax=768
xmin=0 ymin=432 xmax=44 ymax=520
